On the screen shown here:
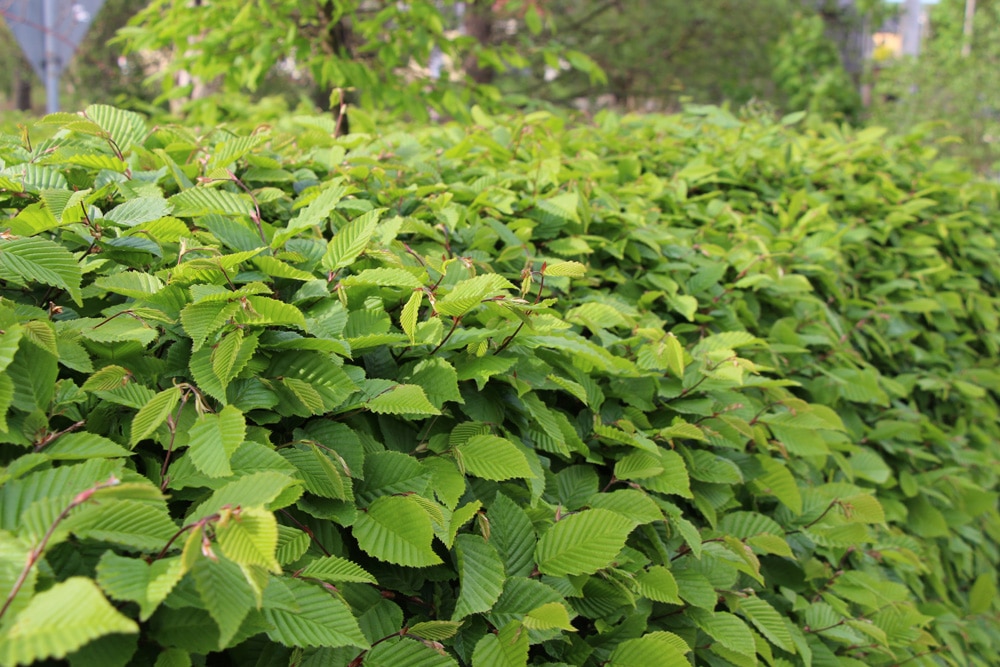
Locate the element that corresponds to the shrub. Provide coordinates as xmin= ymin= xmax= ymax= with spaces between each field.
xmin=0 ymin=104 xmax=998 ymax=666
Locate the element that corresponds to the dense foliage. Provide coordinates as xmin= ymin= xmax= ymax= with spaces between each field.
xmin=116 ymin=0 xmax=602 ymax=121
xmin=0 ymin=104 xmax=998 ymax=667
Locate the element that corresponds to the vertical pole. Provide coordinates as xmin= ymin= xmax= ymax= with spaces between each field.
xmin=901 ymin=0 xmax=921 ymax=58
xmin=962 ymin=0 xmax=976 ymax=57
xmin=43 ymin=0 xmax=59 ymax=113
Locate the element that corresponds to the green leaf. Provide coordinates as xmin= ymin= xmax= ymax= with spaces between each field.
xmin=523 ymin=602 xmax=575 ymax=631
xmin=190 ymin=471 xmax=302 ymax=519
xmin=0 ymin=531 xmax=35 ymax=622
xmin=281 ymin=445 xmax=349 ymax=500
xmin=407 ymin=621 xmax=463 ymax=641
xmin=352 ymin=495 xmax=442 ymax=567
xmin=275 ymin=526 xmax=310 ymax=565
xmin=104 ymin=197 xmax=173 ymax=227
xmin=252 ymin=255 xmax=316 ymax=281
xmin=216 ymin=505 xmax=280 ymax=572
xmin=300 ymin=555 xmax=377 ymax=584
xmin=130 ymin=386 xmax=181 ymax=447
xmin=472 ymin=621 xmax=528 ymax=667
xmin=212 ymin=330 xmax=258 ymax=387
xmin=322 ymin=208 xmax=384 ymax=270
xmin=96 ymin=553 xmax=184 ymax=621
xmin=187 ymin=405 xmax=247 ymax=478
xmin=737 ymin=596 xmax=795 ymax=653
xmin=543 ymin=261 xmax=586 ymax=277
xmin=342 ymin=267 xmax=422 ymax=289
xmin=43 ymin=432 xmax=130 ymax=460
xmin=236 ymin=296 xmax=307 ymax=329
xmin=690 ymin=609 xmax=756 ymax=657
xmin=366 ymin=384 xmax=441 ymax=417
xmin=435 ymin=274 xmax=515 ymax=317
xmin=406 ymin=358 xmax=463 ymax=408
xmin=535 ymin=509 xmax=635 ymax=576
xmin=751 ymin=457 xmax=802 ymax=514
xmin=636 ymin=566 xmax=682 ymax=604
xmin=969 ymin=572 xmax=996 ymax=615
xmin=263 ymin=578 xmax=368 ymax=649
xmin=365 ymin=637 xmax=459 ymax=667
xmin=587 ymin=489 xmax=663 ymax=524
xmin=81 ymin=365 xmax=131 ymax=392
xmin=0 ymin=326 xmax=23 ymax=374
xmin=0 ymin=577 xmax=138 ymax=665
xmin=452 ymin=534 xmax=506 ymax=620
xmin=489 ymin=493 xmax=537 ymax=577
xmin=0 ymin=237 xmax=83 ymax=306
xmin=400 ymin=290 xmax=423 ymax=344
xmin=169 ymin=188 xmax=254 ymax=217
xmin=69 ymin=499 xmax=178 ymax=551
xmin=278 ymin=183 xmax=349 ymax=243
xmin=180 ymin=301 xmax=240 ymax=352
xmin=608 ymin=632 xmax=690 ymax=666
xmin=191 ymin=555 xmax=255 ymax=648
xmin=454 ymin=435 xmax=534 ymax=481
xmin=85 ymin=104 xmax=147 ymax=150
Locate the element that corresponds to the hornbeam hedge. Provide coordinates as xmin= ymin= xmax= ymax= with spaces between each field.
xmin=0 ymin=104 xmax=998 ymax=667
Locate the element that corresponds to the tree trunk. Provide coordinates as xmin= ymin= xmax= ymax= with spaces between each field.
xmin=14 ymin=73 xmax=32 ymax=112
xmin=315 ymin=1 xmax=355 ymax=135
xmin=463 ymin=1 xmax=494 ymax=84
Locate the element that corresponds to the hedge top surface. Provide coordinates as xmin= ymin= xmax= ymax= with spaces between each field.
xmin=0 ymin=104 xmax=998 ymax=667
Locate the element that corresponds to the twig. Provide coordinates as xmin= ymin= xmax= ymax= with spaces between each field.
xmin=0 ymin=476 xmax=121 ymax=621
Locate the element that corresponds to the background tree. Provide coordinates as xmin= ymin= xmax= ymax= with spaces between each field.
xmin=501 ymin=0 xmax=799 ymax=112
xmin=868 ymin=0 xmax=1000 ymax=174
xmin=117 ymin=0 xmax=603 ymax=122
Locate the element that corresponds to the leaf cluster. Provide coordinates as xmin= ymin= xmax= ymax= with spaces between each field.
xmin=0 ymin=104 xmax=998 ymax=666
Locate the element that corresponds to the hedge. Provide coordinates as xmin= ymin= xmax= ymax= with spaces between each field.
xmin=0 ymin=104 xmax=998 ymax=667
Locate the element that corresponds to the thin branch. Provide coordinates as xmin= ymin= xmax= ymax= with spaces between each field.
xmin=0 ymin=476 xmax=121 ymax=622
xmin=279 ymin=509 xmax=332 ymax=557
xmin=429 ymin=316 xmax=462 ymax=356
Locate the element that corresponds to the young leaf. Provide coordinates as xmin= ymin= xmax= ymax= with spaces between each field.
xmin=299 ymin=555 xmax=377 ymax=584
xmin=543 ymin=261 xmax=586 ymax=278
xmin=522 ymin=602 xmax=575 ymax=631
xmin=608 ymin=632 xmax=690 ymax=666
xmin=407 ymin=621 xmax=463 ymax=641
xmin=216 ymin=506 xmax=281 ymax=573
xmin=69 ymin=499 xmax=179 ymax=551
xmin=737 ymin=596 xmax=795 ymax=653
xmin=0 ymin=237 xmax=83 ymax=306
xmin=0 ymin=577 xmax=138 ymax=665
xmin=130 ymin=386 xmax=181 ymax=447
xmin=689 ymin=609 xmax=756 ymax=658
xmin=534 ymin=509 xmax=635 ymax=576
xmin=42 ymin=432 xmax=131 ymax=460
xmin=365 ymin=637 xmax=458 ymax=667
xmin=452 ymin=534 xmax=506 ymax=620
xmin=366 ymin=384 xmax=441 ymax=417
xmin=471 ymin=621 xmax=528 ymax=667
xmin=435 ymin=274 xmax=515 ymax=317
xmin=191 ymin=555 xmax=255 ymax=649
xmin=488 ymin=493 xmax=537 ymax=577
xmin=263 ymin=579 xmax=368 ymax=649
xmin=352 ymin=495 xmax=442 ymax=567
xmin=400 ymin=290 xmax=423 ymax=344
xmin=180 ymin=301 xmax=241 ymax=352
xmin=322 ymin=208 xmax=384 ymax=270
xmin=96 ymin=552 xmax=184 ymax=621
xmin=187 ymin=405 xmax=247 ymax=478
xmin=636 ymin=566 xmax=682 ymax=604
xmin=454 ymin=435 xmax=533 ymax=481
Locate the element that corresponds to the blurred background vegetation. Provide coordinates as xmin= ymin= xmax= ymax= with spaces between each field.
xmin=0 ymin=0 xmax=997 ymax=176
